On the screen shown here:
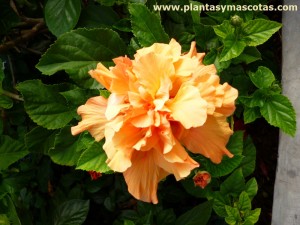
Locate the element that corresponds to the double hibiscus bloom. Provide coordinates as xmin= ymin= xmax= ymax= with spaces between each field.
xmin=71 ymin=39 xmax=238 ymax=203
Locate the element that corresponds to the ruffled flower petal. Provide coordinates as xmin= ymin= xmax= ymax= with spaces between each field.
xmin=123 ymin=151 xmax=169 ymax=204
xmin=133 ymin=52 xmax=174 ymax=98
xmin=71 ymin=96 xmax=108 ymax=141
xmin=180 ymin=114 xmax=234 ymax=163
xmin=135 ymin=38 xmax=181 ymax=62
xmin=89 ymin=63 xmax=114 ymax=90
xmin=72 ymin=39 xmax=238 ymax=204
xmin=166 ymin=84 xmax=207 ymax=129
xmin=214 ymin=83 xmax=238 ymax=116
xmin=155 ymin=139 xmax=199 ymax=180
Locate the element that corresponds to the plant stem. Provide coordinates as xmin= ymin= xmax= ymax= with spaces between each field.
xmin=1 ymin=90 xmax=24 ymax=101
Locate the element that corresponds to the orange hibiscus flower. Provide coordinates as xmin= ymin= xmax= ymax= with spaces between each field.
xmin=71 ymin=39 xmax=238 ymax=204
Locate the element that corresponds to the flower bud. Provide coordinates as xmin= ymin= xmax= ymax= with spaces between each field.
xmin=88 ymin=171 xmax=102 ymax=180
xmin=230 ymin=15 xmax=243 ymax=27
xmin=193 ymin=171 xmax=211 ymax=189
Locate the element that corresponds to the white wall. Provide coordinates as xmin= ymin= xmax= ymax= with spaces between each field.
xmin=272 ymin=1 xmax=300 ymax=224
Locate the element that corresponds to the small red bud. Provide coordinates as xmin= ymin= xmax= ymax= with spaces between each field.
xmin=88 ymin=171 xmax=102 ymax=180
xmin=193 ymin=171 xmax=211 ymax=189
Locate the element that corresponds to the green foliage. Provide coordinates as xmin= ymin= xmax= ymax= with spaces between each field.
xmin=36 ymin=28 xmax=127 ymax=88
xmin=197 ymin=131 xmax=244 ymax=177
xmin=0 ymin=0 xmax=295 ymax=224
xmin=45 ymin=0 xmax=82 ymax=37
xmin=76 ymin=141 xmax=111 ymax=173
xmin=0 ymin=136 xmax=28 ymax=170
xmin=128 ymin=3 xmax=169 ymax=46
xmin=260 ymin=94 xmax=296 ymax=136
xmin=241 ymin=19 xmax=282 ymax=46
xmin=240 ymin=67 xmax=296 ymax=136
xmin=53 ymin=199 xmax=90 ymax=225
xmin=17 ymin=80 xmax=75 ymax=129
xmin=175 ymin=201 xmax=213 ymax=225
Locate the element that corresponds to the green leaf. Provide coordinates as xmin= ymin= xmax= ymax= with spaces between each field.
xmin=175 ymin=201 xmax=212 ymax=225
xmin=244 ymin=208 xmax=261 ymax=224
xmin=201 ymin=132 xmax=244 ymax=177
xmin=243 ymin=106 xmax=261 ymax=124
xmin=3 ymin=195 xmax=21 ymax=225
xmin=220 ymin=169 xmax=245 ymax=197
xmin=213 ymin=20 xmax=234 ymax=39
xmin=245 ymin=178 xmax=258 ymax=200
xmin=194 ymin=24 xmax=218 ymax=50
xmin=0 ymin=135 xmax=28 ymax=170
xmin=240 ymin=137 xmax=256 ymax=177
xmin=238 ymin=192 xmax=251 ymax=211
xmin=225 ymin=205 xmax=241 ymax=225
xmin=124 ymin=220 xmax=135 ymax=225
xmin=66 ymin=64 xmax=101 ymax=89
xmin=97 ymin=0 xmax=117 ymax=6
xmin=36 ymin=28 xmax=127 ymax=83
xmin=249 ymin=66 xmax=275 ymax=89
xmin=77 ymin=2 xmax=119 ymax=28
xmin=54 ymin=199 xmax=89 ymax=225
xmin=0 ymin=95 xmax=13 ymax=109
xmin=49 ymin=126 xmax=85 ymax=166
xmin=17 ymin=80 xmax=74 ymax=130
xmin=25 ymin=126 xmax=57 ymax=154
xmin=100 ymin=90 xmax=111 ymax=98
xmin=0 ymin=214 xmax=10 ymax=225
xmin=232 ymin=74 xmax=253 ymax=96
xmin=260 ymin=94 xmax=296 ymax=136
xmin=227 ymin=131 xmax=244 ymax=155
xmin=190 ymin=1 xmax=202 ymax=25
xmin=242 ymin=19 xmax=282 ymax=46
xmin=76 ymin=141 xmax=111 ymax=173
xmin=212 ymin=191 xmax=231 ymax=217
xmin=156 ymin=209 xmax=176 ymax=225
xmin=113 ymin=19 xmax=132 ymax=32
xmin=203 ymin=48 xmax=231 ymax=72
xmin=60 ymin=88 xmax=99 ymax=110
xmin=129 ymin=3 xmax=169 ymax=46
xmin=239 ymin=89 xmax=267 ymax=108
xmin=45 ymin=0 xmax=81 ymax=37
xmin=219 ymin=34 xmax=246 ymax=62
xmin=232 ymin=47 xmax=261 ymax=64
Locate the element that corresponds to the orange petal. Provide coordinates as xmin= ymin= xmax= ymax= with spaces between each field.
xmin=130 ymin=109 xmax=154 ymax=128
xmin=155 ymin=139 xmax=199 ymax=180
xmin=89 ymin=63 xmax=114 ymax=90
xmin=173 ymin=57 xmax=199 ymax=76
xmin=166 ymin=84 xmax=207 ymax=129
xmin=106 ymin=121 xmax=156 ymax=154
xmin=71 ymin=96 xmax=108 ymax=141
xmin=105 ymin=93 xmax=129 ymax=120
xmin=215 ymin=83 xmax=238 ymax=116
xmin=110 ymin=56 xmax=133 ymax=95
xmin=193 ymin=73 xmax=219 ymax=114
xmin=123 ymin=151 xmax=169 ymax=204
xmin=133 ymin=52 xmax=174 ymax=98
xmin=180 ymin=114 xmax=233 ymax=163
xmin=106 ymin=148 xmax=134 ymax=172
xmin=153 ymin=75 xmax=172 ymax=110
xmin=134 ymin=38 xmax=181 ymax=62
xmin=184 ymin=41 xmax=205 ymax=61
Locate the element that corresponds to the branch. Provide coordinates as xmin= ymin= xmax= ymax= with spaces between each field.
xmin=1 ymin=90 xmax=24 ymax=101
xmin=0 ymin=20 xmax=46 ymax=53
